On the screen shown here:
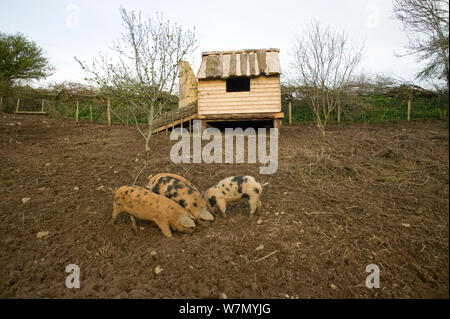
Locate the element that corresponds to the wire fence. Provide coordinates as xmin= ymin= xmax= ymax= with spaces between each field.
xmin=281 ymin=94 xmax=448 ymax=124
xmin=0 ymin=95 xmax=149 ymax=125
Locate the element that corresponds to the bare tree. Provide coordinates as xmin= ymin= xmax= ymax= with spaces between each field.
xmin=289 ymin=21 xmax=365 ymax=139
xmin=393 ymin=0 xmax=449 ymax=88
xmin=76 ymin=8 xmax=197 ymax=152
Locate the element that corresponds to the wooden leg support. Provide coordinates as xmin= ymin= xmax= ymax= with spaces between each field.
xmin=273 ymin=119 xmax=281 ymax=129
xmin=200 ymin=120 xmax=207 ymax=130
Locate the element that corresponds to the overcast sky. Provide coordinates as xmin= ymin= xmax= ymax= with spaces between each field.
xmin=0 ymin=0 xmax=424 ymax=86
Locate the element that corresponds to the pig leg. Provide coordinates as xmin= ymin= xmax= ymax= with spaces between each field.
xmin=130 ymin=215 xmax=138 ymax=234
xmin=248 ymin=196 xmax=260 ymax=216
xmin=216 ymin=198 xmax=227 ymax=217
xmin=112 ymin=203 xmax=122 ymax=223
xmin=154 ymin=219 xmax=173 ymax=238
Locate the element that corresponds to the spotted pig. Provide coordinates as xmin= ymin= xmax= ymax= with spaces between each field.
xmin=111 ymin=185 xmax=195 ymax=237
xmin=147 ymin=173 xmax=214 ymax=224
xmin=204 ymin=176 xmax=263 ymax=217
xmin=148 ymin=173 xmax=199 ymax=192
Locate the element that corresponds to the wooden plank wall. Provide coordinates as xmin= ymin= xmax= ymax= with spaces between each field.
xmin=198 ymin=75 xmax=281 ymax=115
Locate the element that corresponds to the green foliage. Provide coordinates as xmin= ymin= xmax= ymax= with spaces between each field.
xmin=0 ymin=33 xmax=54 ymax=89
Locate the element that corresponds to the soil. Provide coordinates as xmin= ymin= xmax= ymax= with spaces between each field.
xmin=0 ymin=113 xmax=448 ymax=299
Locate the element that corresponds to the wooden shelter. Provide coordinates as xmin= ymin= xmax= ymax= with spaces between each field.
xmin=152 ymin=48 xmax=284 ymax=134
xmin=196 ymin=48 xmax=283 ymax=128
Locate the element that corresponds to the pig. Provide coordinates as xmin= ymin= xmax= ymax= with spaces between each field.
xmin=204 ymin=175 xmax=263 ymax=217
xmin=147 ymin=173 xmax=215 ymax=225
xmin=148 ymin=173 xmax=199 ymax=192
xmin=111 ymin=185 xmax=196 ymax=237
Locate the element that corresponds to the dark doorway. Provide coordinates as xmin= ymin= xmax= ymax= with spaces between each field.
xmin=207 ymin=120 xmax=273 ymax=131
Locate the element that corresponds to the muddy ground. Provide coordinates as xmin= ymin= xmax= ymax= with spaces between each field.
xmin=0 ymin=113 xmax=448 ymax=298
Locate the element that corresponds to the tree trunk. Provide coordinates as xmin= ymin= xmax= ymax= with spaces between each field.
xmin=320 ymin=126 xmax=326 ymax=140
xmin=144 ymin=103 xmax=156 ymax=154
xmin=144 ymin=137 xmax=151 ymax=153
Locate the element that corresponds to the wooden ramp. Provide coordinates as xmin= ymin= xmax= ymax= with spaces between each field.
xmin=151 ymin=103 xmax=197 ymax=134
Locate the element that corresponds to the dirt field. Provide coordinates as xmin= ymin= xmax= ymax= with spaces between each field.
xmin=0 ymin=113 xmax=448 ymax=299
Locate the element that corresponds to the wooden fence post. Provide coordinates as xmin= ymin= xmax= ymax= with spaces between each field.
xmin=16 ymin=97 xmax=20 ymax=113
xmin=89 ymin=104 xmax=93 ymax=122
xmin=107 ymin=97 xmax=111 ymax=126
xmin=0 ymin=96 xmax=3 ymax=110
xmin=189 ymin=119 xmax=192 ymax=134
xmin=75 ymin=100 xmax=79 ymax=122
xmin=166 ymin=113 xmax=169 ymax=135
xmin=407 ymin=96 xmax=411 ymax=122
xmin=337 ymin=105 xmax=341 ymax=123
xmin=41 ymin=99 xmax=45 ymax=112
xmin=181 ymin=117 xmax=183 ymax=129
xmin=288 ymin=100 xmax=292 ymax=125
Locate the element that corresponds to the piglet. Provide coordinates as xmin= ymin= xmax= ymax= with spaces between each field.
xmin=147 ymin=173 xmax=214 ymax=225
xmin=111 ymin=185 xmax=195 ymax=237
xmin=204 ymin=175 xmax=264 ymax=217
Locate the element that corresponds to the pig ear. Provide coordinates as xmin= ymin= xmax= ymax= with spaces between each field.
xmin=199 ymin=208 xmax=215 ymax=221
xmin=179 ymin=215 xmax=195 ymax=228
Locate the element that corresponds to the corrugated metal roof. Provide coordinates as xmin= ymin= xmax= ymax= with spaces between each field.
xmin=197 ymin=48 xmax=281 ymax=79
